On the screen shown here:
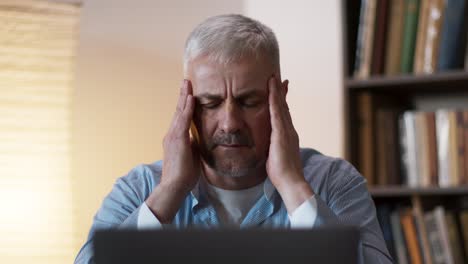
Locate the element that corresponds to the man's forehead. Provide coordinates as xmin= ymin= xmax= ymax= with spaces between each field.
xmin=188 ymin=57 xmax=271 ymax=95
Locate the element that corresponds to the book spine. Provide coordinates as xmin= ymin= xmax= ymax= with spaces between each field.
xmin=357 ymin=93 xmax=375 ymax=185
xmin=434 ymin=207 xmax=455 ymax=264
xmin=376 ymin=110 xmax=389 ymax=185
xmin=445 ymin=212 xmax=465 ymax=263
xmin=386 ymin=110 xmax=402 ymax=185
xmin=466 ymin=39 xmax=468 ymax=70
xmin=414 ymin=0 xmax=430 ymax=73
xmin=456 ymin=111 xmax=466 ymax=185
xmin=437 ymin=0 xmax=468 ymax=71
xmin=375 ymin=109 xmax=403 ymax=186
xmin=355 ymin=0 xmax=378 ymax=79
xmin=403 ymin=112 xmax=419 ymax=187
xmin=464 ymin=111 xmax=468 ymax=186
xmin=392 ymin=210 xmax=409 ymax=264
xmin=385 ymin=0 xmax=406 ymax=75
xmin=424 ymin=210 xmax=447 ymax=263
xmin=458 ymin=211 xmax=468 ymax=263
xmin=449 ymin=111 xmax=459 ymax=186
xmin=415 ymin=112 xmax=430 ymax=187
xmin=400 ymin=208 xmax=423 ymax=264
xmin=420 ymin=0 xmax=445 ymax=73
xmin=413 ymin=198 xmax=433 ymax=264
xmin=377 ymin=205 xmax=396 ymax=258
xmin=371 ymin=0 xmax=390 ymax=75
xmin=401 ymin=0 xmax=421 ymax=73
xmin=426 ymin=112 xmax=439 ymax=186
xmin=436 ymin=110 xmax=452 ymax=187
xmin=354 ymin=0 xmax=368 ymax=76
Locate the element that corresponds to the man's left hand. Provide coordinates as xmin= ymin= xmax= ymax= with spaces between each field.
xmin=266 ymin=76 xmax=314 ymax=214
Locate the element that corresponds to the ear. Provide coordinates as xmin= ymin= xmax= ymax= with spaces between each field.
xmin=281 ymin=79 xmax=289 ymax=98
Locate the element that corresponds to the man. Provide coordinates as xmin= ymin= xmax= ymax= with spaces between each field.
xmin=75 ymin=14 xmax=392 ymax=263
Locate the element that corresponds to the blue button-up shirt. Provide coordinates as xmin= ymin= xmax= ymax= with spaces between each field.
xmin=75 ymin=148 xmax=393 ymax=264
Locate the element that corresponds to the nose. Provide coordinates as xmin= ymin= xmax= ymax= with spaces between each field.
xmin=219 ymin=100 xmax=243 ymax=134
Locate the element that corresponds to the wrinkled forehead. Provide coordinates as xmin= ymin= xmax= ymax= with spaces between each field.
xmin=187 ymin=56 xmax=275 ymax=95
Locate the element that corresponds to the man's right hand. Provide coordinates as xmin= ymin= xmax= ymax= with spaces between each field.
xmin=145 ymin=79 xmax=199 ymax=224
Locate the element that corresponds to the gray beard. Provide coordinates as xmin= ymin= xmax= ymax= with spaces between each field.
xmin=203 ymin=155 xmax=265 ymax=178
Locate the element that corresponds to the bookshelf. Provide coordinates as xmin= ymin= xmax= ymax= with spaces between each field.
xmin=370 ymin=186 xmax=468 ymax=197
xmin=342 ymin=0 xmax=468 ymax=195
xmin=347 ymin=70 xmax=468 ymax=92
xmin=342 ymin=1 xmax=468 ymax=262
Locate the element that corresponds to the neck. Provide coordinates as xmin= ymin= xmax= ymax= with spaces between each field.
xmin=201 ymin=161 xmax=267 ymax=190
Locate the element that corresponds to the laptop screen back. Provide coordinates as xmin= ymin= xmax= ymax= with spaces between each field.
xmin=94 ymin=226 xmax=359 ymax=264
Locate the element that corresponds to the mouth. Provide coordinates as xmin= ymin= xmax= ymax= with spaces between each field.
xmin=218 ymin=144 xmax=246 ymax=148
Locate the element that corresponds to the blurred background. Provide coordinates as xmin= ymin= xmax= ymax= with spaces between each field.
xmin=0 ymin=0 xmax=344 ymax=262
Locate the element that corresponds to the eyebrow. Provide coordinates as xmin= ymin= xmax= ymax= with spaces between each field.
xmin=196 ymin=90 xmax=265 ymax=101
xmin=195 ymin=93 xmax=223 ymax=101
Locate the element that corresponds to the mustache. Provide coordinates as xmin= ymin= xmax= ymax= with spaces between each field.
xmin=209 ymin=132 xmax=253 ymax=148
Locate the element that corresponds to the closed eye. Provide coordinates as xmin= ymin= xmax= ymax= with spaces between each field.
xmin=201 ymin=101 xmax=222 ymax=109
xmin=239 ymin=98 xmax=264 ymax=108
xmin=241 ymin=101 xmax=260 ymax=107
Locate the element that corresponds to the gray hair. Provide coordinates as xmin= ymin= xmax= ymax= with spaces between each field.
xmin=183 ymin=14 xmax=280 ymax=74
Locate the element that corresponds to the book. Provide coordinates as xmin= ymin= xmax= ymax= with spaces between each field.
xmin=357 ymin=92 xmax=376 ymax=185
xmin=456 ymin=111 xmax=466 ymax=184
xmin=466 ymin=39 xmax=468 ymax=69
xmin=376 ymin=205 xmax=396 ymax=259
xmin=459 ymin=211 xmax=468 ymax=262
xmin=400 ymin=208 xmax=423 ymax=264
xmin=425 ymin=208 xmax=451 ymax=264
xmin=391 ymin=210 xmax=409 ymax=264
xmin=401 ymin=0 xmax=421 ymax=74
xmin=462 ymin=110 xmax=468 ymax=186
xmin=376 ymin=110 xmax=389 ymax=185
xmin=445 ymin=211 xmax=465 ymax=264
xmin=412 ymin=197 xmax=433 ymax=264
xmin=437 ymin=0 xmax=468 ymax=71
xmin=415 ymin=112 xmax=431 ymax=187
xmin=436 ymin=110 xmax=453 ymax=187
xmin=413 ymin=0 xmax=430 ymax=73
xmin=354 ymin=0 xmax=368 ymax=77
xmin=453 ymin=210 xmax=467 ymax=263
xmin=400 ymin=112 xmax=419 ymax=187
xmin=385 ymin=0 xmax=406 ymax=75
xmin=354 ymin=0 xmax=378 ymax=79
xmin=425 ymin=112 xmax=438 ymax=186
xmin=376 ymin=109 xmax=402 ymax=185
xmin=414 ymin=0 xmax=445 ymax=74
xmin=449 ymin=111 xmax=460 ymax=186
xmin=371 ymin=0 xmax=390 ymax=75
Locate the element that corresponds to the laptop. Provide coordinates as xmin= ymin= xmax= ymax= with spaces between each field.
xmin=94 ymin=226 xmax=359 ymax=264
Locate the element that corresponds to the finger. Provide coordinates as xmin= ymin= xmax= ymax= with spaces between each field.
xmin=276 ymin=78 xmax=288 ymax=110
xmin=268 ymin=76 xmax=287 ymax=131
xmin=186 ymin=79 xmax=193 ymax=95
xmin=169 ymin=80 xmax=189 ymax=129
xmin=281 ymin=80 xmax=294 ymax=127
xmin=190 ymin=136 xmax=201 ymax=170
xmin=176 ymin=80 xmax=188 ymax=113
xmin=275 ymin=78 xmax=294 ymax=129
xmin=179 ymin=94 xmax=195 ymax=131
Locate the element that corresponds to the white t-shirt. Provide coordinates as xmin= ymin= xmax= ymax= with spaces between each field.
xmin=203 ymin=179 xmax=264 ymax=226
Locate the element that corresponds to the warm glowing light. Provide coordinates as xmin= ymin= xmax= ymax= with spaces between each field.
xmin=0 ymin=1 xmax=80 ymax=263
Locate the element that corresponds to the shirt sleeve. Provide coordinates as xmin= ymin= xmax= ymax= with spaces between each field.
xmin=74 ymin=165 xmax=156 ymax=264
xmin=288 ymin=195 xmax=317 ymax=228
xmin=137 ymin=202 xmax=163 ymax=229
xmin=309 ymin=158 xmax=394 ymax=264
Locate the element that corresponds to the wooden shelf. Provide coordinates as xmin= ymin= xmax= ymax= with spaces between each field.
xmin=346 ymin=70 xmax=468 ymax=93
xmin=370 ymin=186 xmax=468 ymax=197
